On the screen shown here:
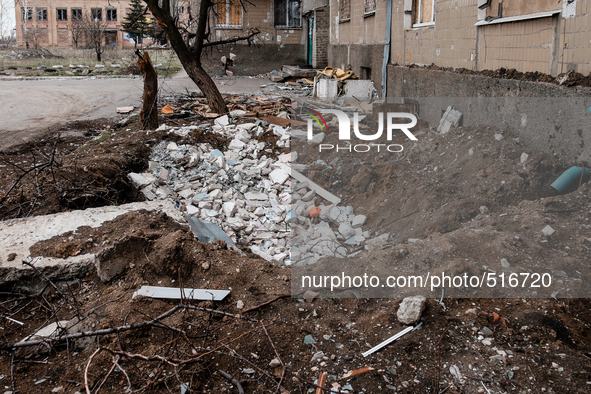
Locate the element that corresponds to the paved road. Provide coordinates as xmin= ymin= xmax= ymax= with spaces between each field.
xmin=0 ymin=73 xmax=266 ymax=150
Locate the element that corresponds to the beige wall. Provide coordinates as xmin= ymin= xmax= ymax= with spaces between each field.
xmin=17 ymin=0 xmax=304 ymax=49
xmin=211 ymin=0 xmax=303 ymax=45
xmin=558 ymin=0 xmax=591 ymax=75
xmin=329 ymin=0 xmax=388 ymax=45
xmin=330 ymin=0 xmax=591 ymax=77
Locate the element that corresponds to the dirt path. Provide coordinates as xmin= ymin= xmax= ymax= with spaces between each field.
xmin=0 ymin=74 xmax=267 ymax=151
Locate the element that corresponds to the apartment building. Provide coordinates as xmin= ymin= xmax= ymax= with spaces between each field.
xmin=330 ymin=0 xmax=591 ymax=96
xmin=15 ymin=0 xmax=140 ymax=48
xmin=14 ymin=0 xmax=317 ymax=56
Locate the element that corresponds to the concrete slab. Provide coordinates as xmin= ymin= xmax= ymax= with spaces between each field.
xmin=0 ymin=200 xmax=184 ymax=289
xmin=316 ymin=79 xmax=338 ymax=100
xmin=281 ymin=65 xmax=316 ymax=78
xmin=343 ymin=80 xmax=377 ymax=101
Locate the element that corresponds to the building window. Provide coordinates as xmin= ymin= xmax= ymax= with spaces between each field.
xmin=72 ymin=8 xmax=82 ymax=21
xmin=364 ymin=0 xmax=376 ymax=15
xmin=274 ymin=0 xmax=301 ymax=27
xmin=413 ymin=0 xmax=435 ymax=26
xmin=339 ymin=0 xmax=350 ymax=21
xmin=216 ymin=0 xmax=242 ymax=27
xmin=56 ymin=8 xmax=67 ymax=21
xmin=106 ymin=9 xmax=117 ymax=21
xmin=37 ymin=8 xmax=47 ymax=21
xmin=21 ymin=7 xmax=32 ymax=21
xmin=91 ymin=8 xmax=102 ymax=21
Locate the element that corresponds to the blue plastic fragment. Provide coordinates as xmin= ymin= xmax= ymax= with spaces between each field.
xmin=304 ymin=335 xmax=316 ymax=344
xmin=210 ymin=149 xmax=224 ymax=157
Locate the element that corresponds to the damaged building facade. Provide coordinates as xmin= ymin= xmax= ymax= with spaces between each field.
xmin=14 ymin=0 xmax=148 ymax=48
xmin=13 ymin=0 xmax=329 ymax=68
xmin=329 ymin=0 xmax=591 ymax=96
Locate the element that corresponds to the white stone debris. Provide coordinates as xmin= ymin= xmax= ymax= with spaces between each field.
xmin=397 ymin=295 xmax=426 ymax=325
xmin=126 ymin=116 xmax=377 ymax=267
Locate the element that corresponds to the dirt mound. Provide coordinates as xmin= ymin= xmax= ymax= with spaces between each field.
xmin=411 ymin=64 xmax=591 ymax=86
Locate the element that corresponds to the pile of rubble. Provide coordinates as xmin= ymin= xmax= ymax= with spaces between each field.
xmin=126 ymin=110 xmax=376 ymax=266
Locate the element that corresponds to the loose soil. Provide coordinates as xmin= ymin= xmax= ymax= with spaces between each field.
xmin=1 ymin=96 xmax=591 ymax=394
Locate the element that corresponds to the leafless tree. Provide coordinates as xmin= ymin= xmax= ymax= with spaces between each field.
xmin=143 ymin=0 xmax=259 ymax=114
xmin=0 ymin=0 xmax=13 ymax=47
xmin=14 ymin=0 xmax=43 ymax=48
xmin=70 ymin=18 xmax=85 ymax=49
xmin=75 ymin=13 xmax=109 ymax=61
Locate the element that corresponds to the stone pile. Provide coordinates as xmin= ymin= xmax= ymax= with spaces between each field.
xmin=127 ymin=114 xmax=374 ymax=266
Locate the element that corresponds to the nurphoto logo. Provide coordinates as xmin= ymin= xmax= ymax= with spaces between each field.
xmin=304 ymin=108 xmax=418 ymax=153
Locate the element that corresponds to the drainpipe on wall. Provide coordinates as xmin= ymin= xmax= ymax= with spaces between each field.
xmin=381 ymin=0 xmax=393 ymax=99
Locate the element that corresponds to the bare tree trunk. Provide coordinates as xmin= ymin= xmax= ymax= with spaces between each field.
xmin=145 ymin=0 xmax=228 ymax=114
xmin=183 ymin=61 xmax=227 ymax=115
xmin=137 ymin=50 xmax=159 ymax=130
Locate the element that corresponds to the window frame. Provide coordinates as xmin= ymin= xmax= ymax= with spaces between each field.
xmin=37 ymin=8 xmax=47 ymax=21
xmin=274 ymin=0 xmax=301 ymax=28
xmin=413 ymin=0 xmax=435 ymax=27
xmin=91 ymin=8 xmax=102 ymax=21
xmin=106 ymin=8 xmax=117 ymax=21
xmin=56 ymin=8 xmax=68 ymax=22
xmin=21 ymin=7 xmax=33 ymax=21
xmin=363 ymin=0 xmax=376 ymax=16
xmin=216 ymin=0 xmax=243 ymax=28
xmin=339 ymin=0 xmax=351 ymax=22
xmin=71 ymin=8 xmax=82 ymax=21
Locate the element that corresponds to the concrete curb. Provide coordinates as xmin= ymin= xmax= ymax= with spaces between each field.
xmin=0 ymin=200 xmax=184 ymax=290
xmin=0 ymin=75 xmax=142 ymax=81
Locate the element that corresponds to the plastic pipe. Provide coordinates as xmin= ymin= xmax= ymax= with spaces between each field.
xmin=550 ymin=166 xmax=590 ymax=192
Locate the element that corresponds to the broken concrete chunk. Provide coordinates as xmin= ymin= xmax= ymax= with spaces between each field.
xmin=229 ymin=139 xmax=246 ymax=150
xmin=128 ymin=172 xmax=155 ymax=188
xmin=437 ymin=106 xmax=463 ymax=134
xmin=245 ymin=191 xmax=268 ymax=201
xmin=269 ymin=168 xmax=289 ymax=184
xmin=116 ymin=106 xmax=134 ymax=114
xmin=338 ymin=223 xmax=356 ymax=238
xmin=214 ymin=115 xmax=229 ymax=127
xmin=351 ymin=215 xmax=367 ymax=227
xmin=542 ymin=225 xmax=555 ymax=236
xmin=397 ymin=295 xmax=426 ymax=325
xmin=301 ymin=190 xmax=316 ymax=202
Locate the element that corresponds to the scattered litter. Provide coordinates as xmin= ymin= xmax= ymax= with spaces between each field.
xmin=161 ymin=104 xmax=174 ymax=114
xmin=315 ymin=372 xmax=327 ymax=394
xmin=184 ymin=215 xmax=236 ymax=247
xmin=362 ymin=324 xmax=419 ymax=357
xmin=450 ymin=364 xmax=465 ymax=384
xmin=341 ymin=366 xmax=375 ymax=379
xmin=132 ymin=286 xmax=230 ymax=301
xmin=542 ymin=225 xmax=555 ymax=236
xmin=550 ymin=166 xmax=590 ymax=192
xmin=19 ymin=321 xmax=69 ymax=343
